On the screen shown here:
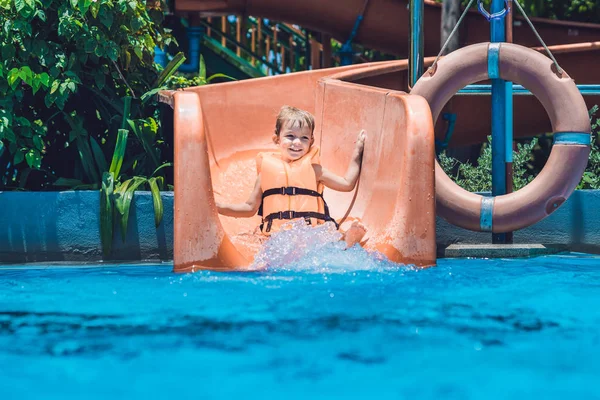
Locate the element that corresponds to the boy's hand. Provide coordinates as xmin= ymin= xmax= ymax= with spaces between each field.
xmin=355 ymin=130 xmax=366 ymax=155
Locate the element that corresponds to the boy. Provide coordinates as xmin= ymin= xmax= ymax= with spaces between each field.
xmin=216 ymin=105 xmax=367 ymax=247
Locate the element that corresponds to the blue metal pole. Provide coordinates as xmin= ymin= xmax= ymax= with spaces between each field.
xmin=409 ymin=0 xmax=424 ymax=87
xmin=491 ymin=0 xmax=507 ymax=243
xmin=457 ymin=84 xmax=600 ymax=95
xmin=178 ymin=26 xmax=204 ymax=73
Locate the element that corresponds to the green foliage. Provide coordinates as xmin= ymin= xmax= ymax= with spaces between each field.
xmin=0 ymin=0 xmax=197 ymax=257
xmin=577 ymin=105 xmax=600 ymax=189
xmin=165 ymin=55 xmax=235 ymax=89
xmin=511 ymin=138 xmax=538 ymax=191
xmin=0 ymin=0 xmax=174 ymax=191
xmin=439 ymin=107 xmax=600 ymax=192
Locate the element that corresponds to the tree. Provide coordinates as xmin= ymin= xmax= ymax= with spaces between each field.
xmin=441 ymin=0 xmax=461 ymax=54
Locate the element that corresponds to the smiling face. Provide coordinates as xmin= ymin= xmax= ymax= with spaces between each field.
xmin=275 ymin=121 xmax=314 ymax=162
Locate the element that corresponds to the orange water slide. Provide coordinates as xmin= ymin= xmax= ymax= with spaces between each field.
xmin=161 ymin=61 xmax=437 ymax=272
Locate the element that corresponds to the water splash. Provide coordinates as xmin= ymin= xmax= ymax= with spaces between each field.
xmin=251 ymin=220 xmax=406 ymax=273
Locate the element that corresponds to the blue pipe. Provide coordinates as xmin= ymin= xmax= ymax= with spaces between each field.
xmin=458 ymin=84 xmax=600 ymax=95
xmin=154 ymin=47 xmax=168 ymax=67
xmin=409 ymin=0 xmax=424 ymax=87
xmin=178 ymin=27 xmax=203 ymax=73
xmin=339 ymin=12 xmax=365 ymax=65
xmin=490 ymin=0 xmax=508 ymax=242
xmin=505 ymin=81 xmax=513 ymax=163
xmin=490 ymin=0 xmax=507 ymax=199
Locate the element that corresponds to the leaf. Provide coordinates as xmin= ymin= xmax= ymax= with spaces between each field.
xmin=94 ymin=71 xmax=106 ymax=90
xmin=76 ymin=136 xmax=100 ymax=183
xmin=131 ymin=16 xmax=142 ymax=32
xmin=148 ymin=177 xmax=163 ymax=227
xmin=106 ymin=43 xmax=118 ymax=61
xmin=207 ymin=73 xmax=236 ymax=83
xmin=109 ymin=129 xmax=128 ymax=177
xmin=25 ymin=149 xmax=41 ymax=168
xmin=50 ymin=79 xmax=59 ymax=94
xmin=115 ymin=176 xmax=147 ymax=241
xmin=133 ymin=46 xmax=143 ymax=60
xmin=90 ymin=1 xmax=99 ymax=18
xmin=13 ymin=150 xmax=24 ymax=165
xmin=144 ymin=34 xmax=154 ymax=50
xmin=121 ymin=97 xmax=131 ymax=129
xmin=1 ymin=127 xmax=15 ymax=142
xmin=38 ymin=72 xmax=50 ymax=87
xmin=89 ymin=135 xmax=108 ymax=174
xmin=44 ymin=92 xmax=56 ymax=107
xmin=124 ymin=50 xmax=131 ymax=70
xmin=100 ymin=10 xmax=113 ymax=28
xmin=7 ymin=68 xmax=20 ymax=89
xmin=84 ymin=38 xmax=96 ymax=53
xmin=1 ymin=44 xmax=15 ymax=60
xmin=35 ymin=9 xmax=47 ymax=21
xmin=15 ymin=0 xmax=25 ymax=13
xmin=19 ymin=66 xmax=33 ymax=85
xmin=33 ymin=135 xmax=44 ymax=151
xmin=128 ymin=119 xmax=159 ymax=168
xmin=153 ymin=52 xmax=185 ymax=88
xmin=199 ymin=54 xmax=206 ymax=80
xmin=100 ymin=172 xmax=114 ymax=257
xmin=140 ymin=86 xmax=164 ymax=104
xmin=55 ymin=92 xmax=68 ymax=110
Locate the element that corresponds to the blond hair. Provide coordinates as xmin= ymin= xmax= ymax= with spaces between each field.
xmin=274 ymin=105 xmax=315 ymax=137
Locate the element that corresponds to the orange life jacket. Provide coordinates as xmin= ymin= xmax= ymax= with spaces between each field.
xmin=256 ymin=146 xmax=337 ymax=234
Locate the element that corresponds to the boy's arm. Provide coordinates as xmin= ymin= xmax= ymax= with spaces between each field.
xmin=315 ymin=130 xmax=366 ymax=192
xmin=216 ymin=175 xmax=263 ymax=217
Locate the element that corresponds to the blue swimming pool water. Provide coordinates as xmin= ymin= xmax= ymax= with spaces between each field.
xmin=1 ymin=253 xmax=599 ymax=399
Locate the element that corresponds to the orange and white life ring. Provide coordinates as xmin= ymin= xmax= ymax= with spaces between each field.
xmin=412 ymin=42 xmax=591 ymax=232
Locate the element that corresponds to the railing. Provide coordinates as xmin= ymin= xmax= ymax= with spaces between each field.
xmin=202 ymin=15 xmax=330 ymax=75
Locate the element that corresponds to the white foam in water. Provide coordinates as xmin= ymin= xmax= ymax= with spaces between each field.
xmin=251 ymin=220 xmax=407 ymax=273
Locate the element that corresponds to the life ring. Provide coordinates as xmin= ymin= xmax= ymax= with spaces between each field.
xmin=411 ymin=42 xmax=591 ymax=233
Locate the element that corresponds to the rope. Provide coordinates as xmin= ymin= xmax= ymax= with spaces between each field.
xmin=512 ymin=0 xmax=563 ymax=75
xmin=429 ymin=0 xmax=476 ymax=74
xmin=337 ymin=152 xmax=363 ymax=228
xmin=428 ymin=0 xmax=563 ymax=78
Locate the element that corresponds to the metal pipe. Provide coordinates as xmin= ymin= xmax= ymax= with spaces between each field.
xmin=178 ymin=26 xmax=204 ymax=73
xmin=409 ymin=0 xmax=424 ymax=87
xmin=490 ymin=0 xmax=507 ymax=243
xmin=458 ymin=84 xmax=600 ymax=95
xmin=505 ymin=0 xmax=514 ymax=243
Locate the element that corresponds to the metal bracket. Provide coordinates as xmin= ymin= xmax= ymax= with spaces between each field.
xmin=478 ymin=0 xmax=510 ymax=21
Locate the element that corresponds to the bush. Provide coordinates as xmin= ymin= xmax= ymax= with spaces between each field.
xmin=0 ymin=0 xmax=173 ymax=190
xmin=438 ymin=106 xmax=600 ymax=192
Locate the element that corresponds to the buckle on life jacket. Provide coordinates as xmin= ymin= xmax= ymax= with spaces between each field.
xmin=278 ymin=210 xmax=295 ymax=219
xmin=281 ymin=187 xmax=297 ymax=196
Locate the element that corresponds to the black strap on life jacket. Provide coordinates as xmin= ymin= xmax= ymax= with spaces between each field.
xmin=258 ymin=186 xmax=339 ymax=232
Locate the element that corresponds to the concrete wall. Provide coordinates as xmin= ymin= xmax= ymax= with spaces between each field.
xmin=0 ymin=191 xmax=173 ymax=263
xmin=436 ymin=190 xmax=600 ymax=255
xmin=0 ymin=190 xmax=598 ymax=263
